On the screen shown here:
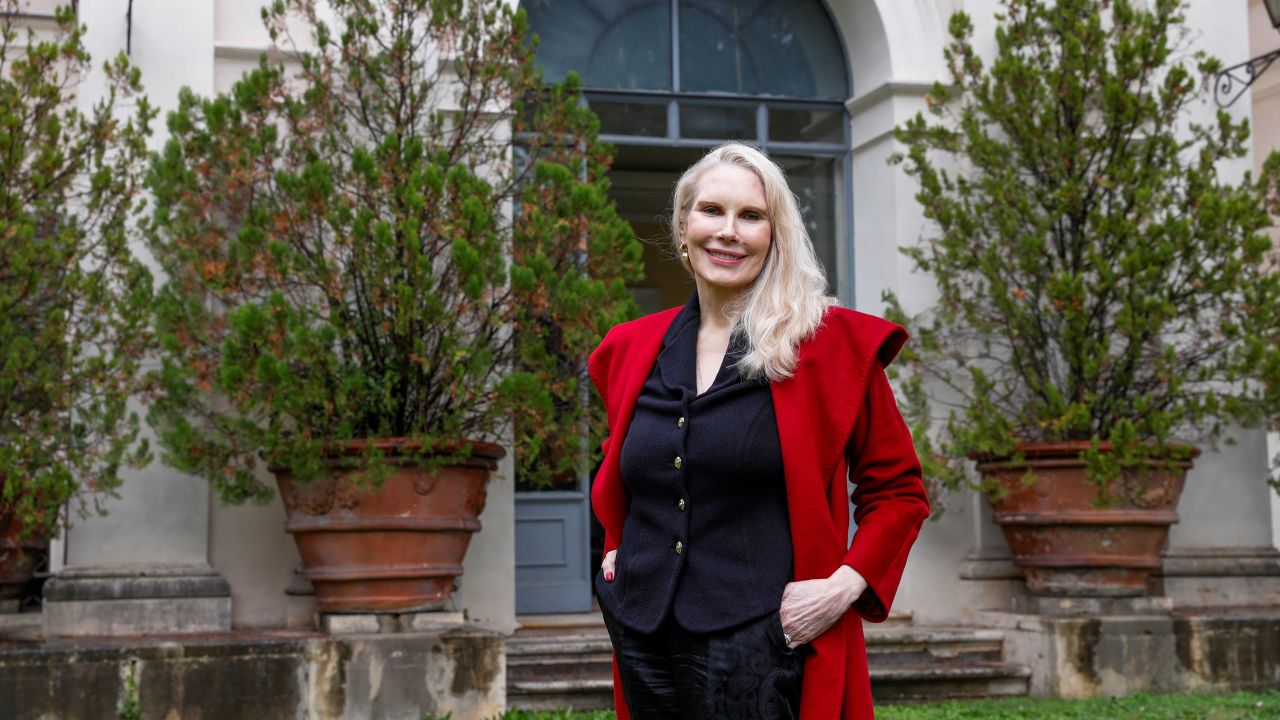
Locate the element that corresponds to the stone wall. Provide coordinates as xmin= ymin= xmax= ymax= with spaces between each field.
xmin=0 ymin=626 xmax=504 ymax=720
xmin=980 ymin=608 xmax=1280 ymax=699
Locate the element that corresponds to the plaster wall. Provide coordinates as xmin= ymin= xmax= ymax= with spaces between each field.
xmin=1249 ymin=0 xmax=1280 ymax=552
xmin=834 ymin=0 xmax=1021 ymax=623
xmin=64 ymin=0 xmax=217 ymax=570
xmin=203 ymin=2 xmax=311 ymax=629
xmin=1166 ymin=0 xmax=1274 ymax=553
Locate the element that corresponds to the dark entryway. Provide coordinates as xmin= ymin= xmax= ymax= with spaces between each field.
xmin=516 ymin=0 xmax=853 ymax=614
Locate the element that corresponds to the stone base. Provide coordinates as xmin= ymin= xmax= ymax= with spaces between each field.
xmin=1153 ymin=547 xmax=1280 ymax=608
xmin=284 ymin=568 xmax=317 ymax=631
xmin=959 ymin=550 xmax=1023 ymax=581
xmin=1011 ymin=594 xmax=1172 ymax=616
xmin=320 ymin=610 xmax=466 ymax=635
xmin=0 ymin=624 xmax=505 ymax=720
xmin=42 ymin=564 xmax=231 ymax=637
xmin=976 ymin=607 xmax=1280 ymax=698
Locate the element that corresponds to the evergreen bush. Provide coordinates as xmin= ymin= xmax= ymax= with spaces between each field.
xmin=0 ymin=2 xmax=155 ymax=532
xmin=887 ymin=0 xmax=1280 ymax=499
xmin=145 ymin=0 xmax=642 ymax=501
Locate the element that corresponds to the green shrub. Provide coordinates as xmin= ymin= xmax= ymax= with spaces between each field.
xmin=0 ymin=1 xmax=155 ymax=532
xmin=145 ymin=0 xmax=642 ymax=500
xmin=887 ymin=0 xmax=1280 ymax=500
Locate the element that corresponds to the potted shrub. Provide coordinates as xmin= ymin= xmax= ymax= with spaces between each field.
xmin=887 ymin=0 xmax=1280 ymax=597
xmin=0 ymin=2 xmax=155 ymax=599
xmin=145 ymin=0 xmax=642 ymax=613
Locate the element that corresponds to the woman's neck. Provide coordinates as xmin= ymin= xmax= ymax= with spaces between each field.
xmin=695 ymin=282 xmax=746 ymax=333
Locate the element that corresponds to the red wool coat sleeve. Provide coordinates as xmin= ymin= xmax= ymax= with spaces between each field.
xmin=843 ymin=359 xmax=930 ymax=623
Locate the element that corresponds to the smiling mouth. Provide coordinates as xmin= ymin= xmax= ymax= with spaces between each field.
xmin=705 ymin=249 xmax=746 ymax=262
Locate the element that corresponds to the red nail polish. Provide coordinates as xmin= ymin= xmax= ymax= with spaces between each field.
xmin=605 ymin=572 xmax=614 ymax=582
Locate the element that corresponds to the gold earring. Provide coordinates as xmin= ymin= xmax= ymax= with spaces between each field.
xmin=680 ymin=243 xmax=689 ymax=261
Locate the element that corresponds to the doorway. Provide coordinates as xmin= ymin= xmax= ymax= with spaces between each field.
xmin=515 ymin=0 xmax=853 ymax=615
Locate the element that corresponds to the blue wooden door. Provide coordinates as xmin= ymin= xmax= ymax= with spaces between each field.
xmin=514 ymin=485 xmax=592 ymax=613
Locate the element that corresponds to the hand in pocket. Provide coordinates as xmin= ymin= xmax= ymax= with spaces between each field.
xmin=602 ymin=549 xmax=617 ymax=582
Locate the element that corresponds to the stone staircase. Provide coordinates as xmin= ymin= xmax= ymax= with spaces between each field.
xmin=507 ymin=613 xmax=615 ymax=711
xmin=864 ymin=614 xmax=1031 ymax=703
xmin=506 ymin=610 xmax=1031 ymax=711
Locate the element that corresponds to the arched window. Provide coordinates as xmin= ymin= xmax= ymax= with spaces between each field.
xmin=525 ymin=0 xmax=848 ymax=99
xmin=523 ymin=0 xmax=852 ymax=301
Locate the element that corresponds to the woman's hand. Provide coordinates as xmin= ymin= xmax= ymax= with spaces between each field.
xmin=601 ymin=550 xmax=617 ymax=582
xmin=779 ymin=565 xmax=868 ymax=648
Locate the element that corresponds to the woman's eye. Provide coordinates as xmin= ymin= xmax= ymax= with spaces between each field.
xmin=743 ymin=212 xmax=762 ymax=221
xmin=701 ymin=206 xmax=721 ymax=216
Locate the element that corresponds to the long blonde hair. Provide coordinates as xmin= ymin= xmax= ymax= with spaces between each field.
xmin=672 ymin=143 xmax=835 ymax=381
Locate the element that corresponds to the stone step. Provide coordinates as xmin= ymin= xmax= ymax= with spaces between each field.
xmin=505 ymin=614 xmax=1031 ymax=710
xmin=870 ymin=660 xmax=1032 ymax=703
xmin=865 ymin=625 xmax=1007 ymax=664
xmin=508 ymin=627 xmax=1003 ymax=658
xmin=515 ymin=613 xmax=606 ymax=635
xmin=509 ymin=660 xmax=1033 ymax=710
xmin=508 ymin=615 xmax=614 ymax=711
xmin=508 ymin=635 xmax=612 ymax=656
xmin=506 ymin=653 xmax=613 ymax=685
xmin=507 ymin=678 xmax=615 ymax=712
xmin=884 ymin=610 xmax=914 ymax=626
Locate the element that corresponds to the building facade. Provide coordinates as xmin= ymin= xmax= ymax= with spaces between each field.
xmin=33 ymin=0 xmax=1280 ymax=657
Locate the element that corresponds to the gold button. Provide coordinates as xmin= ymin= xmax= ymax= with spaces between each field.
xmin=677 ymin=416 xmax=686 ymax=429
xmin=675 ymin=541 xmax=684 ymax=555
xmin=678 ymin=498 xmax=686 ymax=511
xmin=674 ymin=456 xmax=683 ymax=469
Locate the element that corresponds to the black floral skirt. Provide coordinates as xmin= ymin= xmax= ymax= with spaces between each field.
xmin=601 ymin=604 xmax=804 ymax=719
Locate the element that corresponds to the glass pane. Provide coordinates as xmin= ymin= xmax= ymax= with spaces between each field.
xmin=768 ymin=107 xmax=845 ymax=144
xmin=679 ymin=104 xmax=756 ymax=140
xmin=776 ymin=156 xmax=838 ymax=293
xmin=23 ymin=0 xmax=65 ymax=14
xmin=524 ymin=0 xmax=672 ymax=91
xmin=679 ymin=0 xmax=849 ymax=99
xmin=590 ymin=99 xmax=668 ymax=137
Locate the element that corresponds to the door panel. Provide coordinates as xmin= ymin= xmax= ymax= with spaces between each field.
xmin=514 ymin=490 xmax=592 ymax=613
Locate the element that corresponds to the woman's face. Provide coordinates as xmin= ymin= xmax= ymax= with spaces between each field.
xmin=682 ymin=164 xmax=772 ymax=296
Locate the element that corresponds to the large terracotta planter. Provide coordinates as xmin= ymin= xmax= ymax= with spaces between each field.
xmin=976 ymin=441 xmax=1197 ymax=597
xmin=0 ymin=510 xmax=47 ymax=600
xmin=275 ymin=439 xmax=504 ymax=613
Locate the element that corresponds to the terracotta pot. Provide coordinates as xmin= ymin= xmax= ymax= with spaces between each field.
xmin=274 ymin=438 xmax=504 ymax=613
xmin=976 ymin=441 xmax=1197 ymax=597
xmin=0 ymin=510 xmax=48 ymax=600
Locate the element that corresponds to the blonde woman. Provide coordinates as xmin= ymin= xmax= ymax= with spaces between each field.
xmin=589 ymin=143 xmax=930 ymax=719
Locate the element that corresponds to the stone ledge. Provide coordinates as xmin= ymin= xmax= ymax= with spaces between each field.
xmin=1011 ymin=595 xmax=1172 ymax=616
xmin=974 ymin=607 xmax=1280 ymax=698
xmin=43 ymin=564 xmax=231 ymax=601
xmin=0 ymin=625 xmax=505 ymax=720
xmin=959 ymin=553 xmax=1023 ymax=581
xmin=41 ymin=565 xmax=234 ymax=638
xmin=43 ymin=597 xmax=231 ymax=638
xmin=320 ymin=610 xmax=466 ymax=635
xmin=1151 ymin=547 xmax=1280 ymax=608
xmin=1158 ymin=547 xmax=1280 ymax=577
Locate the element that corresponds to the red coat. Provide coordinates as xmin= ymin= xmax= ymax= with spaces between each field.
xmin=588 ymin=305 xmax=931 ymax=720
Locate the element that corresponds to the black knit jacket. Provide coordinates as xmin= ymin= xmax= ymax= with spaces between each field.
xmin=594 ymin=294 xmax=793 ymax=634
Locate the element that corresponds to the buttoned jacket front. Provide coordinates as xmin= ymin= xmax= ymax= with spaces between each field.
xmin=589 ymin=305 xmax=931 ymax=720
xmin=594 ymin=294 xmax=792 ymax=635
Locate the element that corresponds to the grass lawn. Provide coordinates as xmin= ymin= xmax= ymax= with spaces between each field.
xmin=494 ymin=691 xmax=1280 ymax=719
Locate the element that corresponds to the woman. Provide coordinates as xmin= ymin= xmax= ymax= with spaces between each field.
xmin=589 ymin=143 xmax=930 ymax=720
